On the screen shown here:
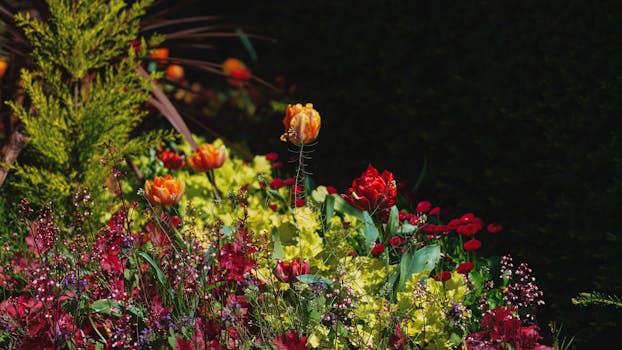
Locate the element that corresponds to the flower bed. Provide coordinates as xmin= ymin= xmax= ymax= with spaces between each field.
xmin=0 ymin=104 xmax=553 ymax=349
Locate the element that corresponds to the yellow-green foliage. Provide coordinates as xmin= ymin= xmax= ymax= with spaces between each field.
xmin=4 ymin=0 xmax=164 ymax=224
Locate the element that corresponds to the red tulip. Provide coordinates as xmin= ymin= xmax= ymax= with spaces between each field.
xmin=342 ymin=164 xmax=397 ymax=221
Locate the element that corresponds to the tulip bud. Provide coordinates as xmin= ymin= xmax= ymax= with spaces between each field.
xmin=280 ymin=103 xmax=321 ymax=145
xmin=274 ymin=260 xmax=290 ymax=283
xmin=144 ymin=175 xmax=185 ymax=206
xmin=188 ymin=143 xmax=228 ymax=172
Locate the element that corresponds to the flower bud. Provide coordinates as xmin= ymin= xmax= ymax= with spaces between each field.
xmin=144 ymin=175 xmax=185 ymax=206
xmin=280 ymin=103 xmax=321 ymax=145
xmin=274 ymin=261 xmax=290 ymax=283
xmin=188 ymin=143 xmax=228 ymax=172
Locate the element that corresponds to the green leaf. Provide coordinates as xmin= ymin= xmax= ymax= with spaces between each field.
xmin=271 ymin=228 xmax=284 ymax=260
xmin=332 ymin=194 xmax=363 ymax=219
xmin=90 ymin=299 xmax=122 ymax=317
xmin=297 ymin=274 xmax=334 ymax=286
xmin=324 ymin=193 xmax=335 ymax=229
xmin=398 ymin=223 xmax=418 ymax=235
xmin=138 ymin=251 xmax=168 ymax=290
xmin=331 ymin=194 xmax=379 ymax=250
xmin=398 ymin=244 xmax=441 ymax=291
xmin=361 ymin=211 xmax=380 ymax=250
xmin=167 ymin=327 xmax=177 ymax=348
xmin=386 ymin=205 xmax=399 ymax=238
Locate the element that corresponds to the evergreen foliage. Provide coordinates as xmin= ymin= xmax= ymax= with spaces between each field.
xmin=2 ymin=0 xmax=165 ymax=227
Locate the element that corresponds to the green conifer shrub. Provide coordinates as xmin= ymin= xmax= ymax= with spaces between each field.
xmin=1 ymin=0 xmax=167 ymax=231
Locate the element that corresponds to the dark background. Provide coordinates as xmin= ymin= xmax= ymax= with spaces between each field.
xmin=196 ymin=1 xmax=622 ymax=347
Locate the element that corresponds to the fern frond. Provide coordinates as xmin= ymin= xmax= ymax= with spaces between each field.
xmin=572 ymin=291 xmax=622 ymax=309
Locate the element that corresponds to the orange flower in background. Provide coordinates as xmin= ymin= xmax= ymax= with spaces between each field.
xmin=0 ymin=59 xmax=7 ymax=80
xmin=188 ymin=143 xmax=228 ymax=172
xmin=166 ymin=64 xmax=184 ymax=80
xmin=149 ymin=48 xmax=169 ymax=62
xmin=145 ymin=175 xmax=185 ymax=206
xmin=280 ymin=103 xmax=321 ymax=145
xmin=222 ymin=58 xmax=251 ymax=80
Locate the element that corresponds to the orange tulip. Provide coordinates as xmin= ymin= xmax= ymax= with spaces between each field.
xmin=166 ymin=64 xmax=184 ymax=80
xmin=144 ymin=175 xmax=185 ymax=206
xmin=280 ymin=103 xmax=321 ymax=145
xmin=188 ymin=143 xmax=228 ymax=172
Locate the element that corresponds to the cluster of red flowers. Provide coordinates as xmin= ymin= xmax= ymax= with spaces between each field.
xmin=465 ymin=306 xmax=553 ymax=350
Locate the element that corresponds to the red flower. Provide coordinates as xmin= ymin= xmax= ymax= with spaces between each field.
xmin=342 ymin=164 xmax=397 ymax=221
xmin=274 ymin=330 xmax=310 ymax=350
xmin=283 ymin=177 xmax=296 ymax=186
xmin=158 ymin=150 xmax=186 ymax=170
xmin=222 ymin=58 xmax=251 ymax=87
xmin=174 ymin=337 xmax=195 ymax=350
xmin=292 ymin=185 xmax=304 ymax=194
xmin=463 ymin=239 xmax=482 ymax=252
xmin=326 ymin=186 xmax=337 ymax=194
xmin=456 ymin=223 xmax=481 ymax=236
xmin=275 ymin=259 xmax=310 ymax=283
xmin=265 ymin=152 xmax=279 ymax=161
xmin=434 ymin=271 xmax=452 ymax=281
xmin=273 ymin=161 xmax=284 ymax=169
xmin=429 ymin=206 xmax=441 ymax=216
xmin=389 ymin=236 xmax=405 ymax=246
xmin=370 ymin=243 xmax=385 ymax=256
xmin=457 ymin=261 xmax=474 ymax=274
xmin=416 ymin=201 xmax=432 ymax=213
xmin=487 ymin=223 xmax=503 ymax=233
xmin=481 ymin=306 xmax=521 ymax=343
xmin=269 ymin=204 xmax=278 ymax=211
xmin=292 ymin=198 xmax=306 ymax=207
xmin=270 ymin=178 xmax=285 ymax=189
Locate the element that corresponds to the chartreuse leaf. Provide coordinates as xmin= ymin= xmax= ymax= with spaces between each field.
xmin=398 ymin=244 xmax=441 ymax=291
xmin=386 ymin=205 xmax=399 ymax=238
